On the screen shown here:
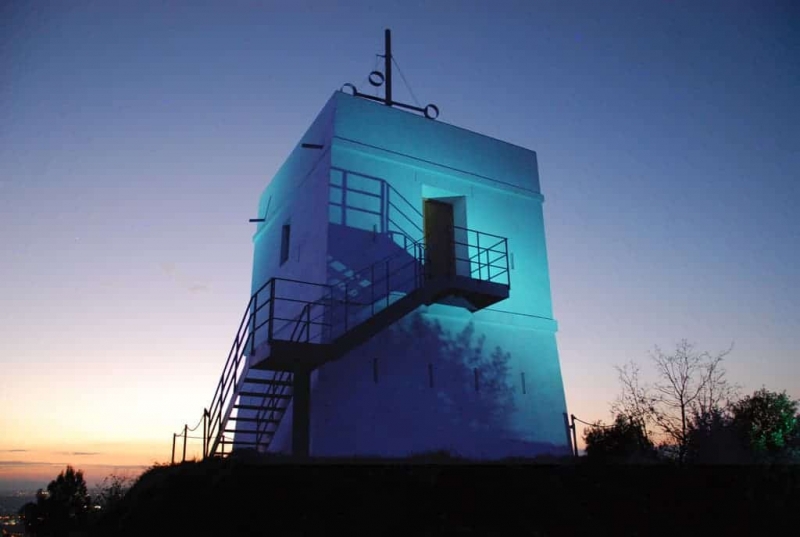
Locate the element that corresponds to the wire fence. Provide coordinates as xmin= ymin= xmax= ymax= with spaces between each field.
xmin=171 ymin=414 xmax=208 ymax=464
xmin=171 ymin=412 xmax=610 ymax=463
xmin=565 ymin=413 xmax=621 ymax=457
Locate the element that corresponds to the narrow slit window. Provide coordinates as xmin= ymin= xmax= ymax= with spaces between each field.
xmin=280 ymin=224 xmax=291 ymax=265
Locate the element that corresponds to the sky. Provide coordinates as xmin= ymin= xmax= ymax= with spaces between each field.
xmin=2 ymin=0 xmax=799 ymax=489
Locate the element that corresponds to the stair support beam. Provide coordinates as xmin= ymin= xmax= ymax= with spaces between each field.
xmin=292 ymin=367 xmax=312 ymax=458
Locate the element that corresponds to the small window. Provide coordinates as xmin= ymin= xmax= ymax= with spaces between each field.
xmin=280 ymin=223 xmax=291 ymax=265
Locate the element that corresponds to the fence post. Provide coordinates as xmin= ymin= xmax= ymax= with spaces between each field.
xmin=182 ymin=424 xmax=188 ymax=462
xmin=203 ymin=409 xmax=208 ymax=460
xmin=571 ymin=414 xmax=579 ymax=457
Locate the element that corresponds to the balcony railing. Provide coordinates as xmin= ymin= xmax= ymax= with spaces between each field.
xmin=191 ymin=224 xmax=511 ymax=459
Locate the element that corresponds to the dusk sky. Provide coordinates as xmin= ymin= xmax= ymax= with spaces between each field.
xmin=2 ymin=0 xmax=798 ymax=489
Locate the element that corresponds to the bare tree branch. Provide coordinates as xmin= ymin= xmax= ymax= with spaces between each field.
xmin=613 ymin=340 xmax=737 ymax=463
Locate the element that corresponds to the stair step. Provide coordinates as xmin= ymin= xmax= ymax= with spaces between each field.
xmin=219 ymin=437 xmax=273 ymax=444
xmin=228 ymin=416 xmax=281 ymax=423
xmin=224 ymin=429 xmax=275 ymax=436
xmin=242 ymin=378 xmax=293 ymax=387
xmin=237 ymin=391 xmax=292 ymax=398
xmin=234 ymin=404 xmax=285 ymax=411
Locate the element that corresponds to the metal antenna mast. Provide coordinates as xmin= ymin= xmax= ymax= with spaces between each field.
xmin=342 ymin=28 xmax=439 ymax=119
xmin=384 ymin=28 xmax=392 ymax=106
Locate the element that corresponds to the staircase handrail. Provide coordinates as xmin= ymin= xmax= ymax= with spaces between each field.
xmin=205 ymin=295 xmax=256 ymax=457
xmin=251 ymin=302 xmax=310 ymax=446
xmin=191 ymin=222 xmax=510 ymax=458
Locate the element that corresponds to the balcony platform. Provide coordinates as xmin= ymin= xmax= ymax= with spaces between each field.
xmin=248 ymin=274 xmax=509 ymax=373
xmin=250 ymin=341 xmax=334 ymax=372
xmin=427 ymin=275 xmax=510 ymax=312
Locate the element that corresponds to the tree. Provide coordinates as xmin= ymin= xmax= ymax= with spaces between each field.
xmin=19 ymin=465 xmax=91 ymax=537
xmin=583 ymin=414 xmax=657 ymax=463
xmin=731 ymin=388 xmax=799 ymax=462
xmin=92 ymin=473 xmax=135 ymax=512
xmin=613 ymin=340 xmax=737 ymax=462
xmin=611 ymin=361 xmax=657 ymax=440
xmin=684 ymin=407 xmax=750 ymax=464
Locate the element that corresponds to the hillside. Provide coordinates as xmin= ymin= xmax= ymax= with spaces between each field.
xmin=90 ymin=452 xmax=799 ymax=536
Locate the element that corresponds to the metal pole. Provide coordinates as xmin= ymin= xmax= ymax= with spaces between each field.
xmin=182 ymin=424 xmax=188 ymax=462
xmin=476 ymin=231 xmax=481 ymax=280
xmin=268 ymin=279 xmax=276 ymax=341
xmin=384 ymin=29 xmax=392 ymax=106
xmin=250 ymin=296 xmax=257 ymax=354
xmin=571 ymin=414 xmax=579 ymax=457
xmin=382 ymin=181 xmax=387 ymax=233
xmin=171 ymin=433 xmax=176 ymax=465
xmin=203 ymin=409 xmax=208 ymax=459
xmin=292 ymin=368 xmax=312 ymax=458
xmin=306 ymin=302 xmax=311 ymax=343
xmin=504 ymin=238 xmax=510 ymax=285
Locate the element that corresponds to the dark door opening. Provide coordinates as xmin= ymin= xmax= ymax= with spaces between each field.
xmin=423 ymin=199 xmax=455 ymax=279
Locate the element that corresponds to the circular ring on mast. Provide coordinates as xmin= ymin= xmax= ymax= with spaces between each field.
xmin=424 ymin=104 xmax=440 ymax=120
xmin=368 ymin=71 xmax=385 ymax=87
xmin=341 ymin=83 xmax=358 ymax=95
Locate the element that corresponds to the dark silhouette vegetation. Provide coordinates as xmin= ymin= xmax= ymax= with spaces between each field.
xmin=586 ymin=340 xmax=800 ymax=465
xmin=18 ymin=455 xmax=800 ymax=537
xmin=583 ymin=414 xmax=658 ymax=463
xmin=18 ymin=466 xmax=90 ymax=537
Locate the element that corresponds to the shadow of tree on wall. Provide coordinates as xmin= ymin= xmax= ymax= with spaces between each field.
xmin=313 ymin=309 xmax=518 ymax=458
xmin=392 ymin=312 xmax=516 ymax=430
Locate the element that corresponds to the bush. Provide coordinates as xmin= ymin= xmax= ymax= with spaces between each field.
xmin=583 ymin=415 xmax=658 ymax=463
xmin=731 ymin=388 xmax=799 ymax=463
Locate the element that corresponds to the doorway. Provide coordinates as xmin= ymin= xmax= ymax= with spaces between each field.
xmin=423 ymin=199 xmax=455 ymax=279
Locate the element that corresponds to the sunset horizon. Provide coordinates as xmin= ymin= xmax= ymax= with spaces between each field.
xmin=3 ymin=0 xmax=799 ymax=495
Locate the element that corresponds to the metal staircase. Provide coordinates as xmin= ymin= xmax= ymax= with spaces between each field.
xmin=188 ymin=225 xmax=511 ymax=460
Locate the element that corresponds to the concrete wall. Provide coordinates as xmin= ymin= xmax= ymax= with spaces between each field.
xmin=235 ymin=95 xmax=336 ymax=447
xmin=249 ymin=96 xmax=337 ymax=349
xmin=290 ymin=92 xmax=571 ymax=458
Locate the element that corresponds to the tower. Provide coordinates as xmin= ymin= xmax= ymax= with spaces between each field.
xmin=198 ymin=31 xmax=572 ymax=460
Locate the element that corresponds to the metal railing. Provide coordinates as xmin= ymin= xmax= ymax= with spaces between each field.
xmin=329 ymin=168 xmax=424 ymax=244
xmin=178 ymin=224 xmax=510 ymax=460
xmin=454 ymin=226 xmax=511 ymax=286
xmin=325 ymin=236 xmax=427 ymax=341
xmin=203 ymin=295 xmax=257 ymax=458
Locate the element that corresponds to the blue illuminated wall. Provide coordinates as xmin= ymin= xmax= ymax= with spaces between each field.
xmin=243 ymin=91 xmax=571 ymax=458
